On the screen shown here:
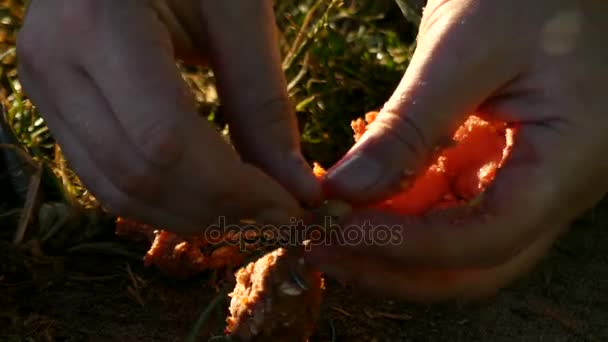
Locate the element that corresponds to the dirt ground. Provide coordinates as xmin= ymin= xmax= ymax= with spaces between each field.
xmin=1 ymin=199 xmax=607 ymax=342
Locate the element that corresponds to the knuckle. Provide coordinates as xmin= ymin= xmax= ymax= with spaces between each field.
xmin=113 ymin=165 xmax=163 ymax=203
xmin=210 ymin=184 xmax=242 ymax=212
xmin=59 ymin=0 xmax=101 ymax=35
xmin=134 ymin=122 xmax=185 ymax=167
xmin=372 ymin=111 xmax=430 ymax=161
xmin=231 ymin=96 xmax=297 ymax=159
xmin=251 ymin=96 xmax=293 ymax=129
xmin=207 ymin=176 xmax=250 ymax=217
xmin=231 ymin=95 xmax=295 ymax=148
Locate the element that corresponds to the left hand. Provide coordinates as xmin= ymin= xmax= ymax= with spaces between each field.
xmin=305 ymin=0 xmax=608 ymax=301
xmin=17 ymin=0 xmax=321 ymax=233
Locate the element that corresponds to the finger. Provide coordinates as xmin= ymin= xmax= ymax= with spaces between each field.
xmin=16 ymin=69 xmax=202 ymax=231
xmin=324 ymin=1 xmax=523 ymax=203
xmin=151 ymin=0 xmax=208 ymax=65
xmin=199 ymin=0 xmax=322 ymax=207
xmin=305 ymin=223 xmax=561 ymax=301
xmin=45 ymin=63 xmax=247 ymax=230
xmin=31 ymin=1 xmax=303 ymax=232
xmin=53 ymin=122 xmax=205 ymax=232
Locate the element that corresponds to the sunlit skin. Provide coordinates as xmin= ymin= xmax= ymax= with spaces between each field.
xmin=16 ymin=0 xmax=608 ymax=301
xmin=310 ymin=0 xmax=608 ymax=300
xmin=16 ymin=0 xmax=322 ymax=234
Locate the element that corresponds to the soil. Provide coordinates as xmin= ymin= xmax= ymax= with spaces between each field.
xmin=1 ymin=201 xmax=607 ymax=342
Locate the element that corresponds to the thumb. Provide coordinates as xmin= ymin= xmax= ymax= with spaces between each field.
xmin=325 ymin=1 xmax=520 ymax=203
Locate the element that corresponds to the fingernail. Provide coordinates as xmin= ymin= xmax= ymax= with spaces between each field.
xmin=327 ymin=153 xmax=383 ymax=193
xmin=290 ymin=154 xmax=323 ymax=207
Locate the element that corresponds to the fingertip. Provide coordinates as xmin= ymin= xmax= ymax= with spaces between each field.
xmin=323 ymin=148 xmax=407 ymax=204
xmin=289 ymin=154 xmax=324 ymax=207
xmin=325 ymin=152 xmax=380 ymax=196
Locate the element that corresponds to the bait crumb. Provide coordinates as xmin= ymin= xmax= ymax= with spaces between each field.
xmin=226 ymin=248 xmax=324 ymax=342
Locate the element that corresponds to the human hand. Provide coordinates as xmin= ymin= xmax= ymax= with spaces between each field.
xmin=308 ymin=0 xmax=608 ymax=300
xmin=17 ymin=0 xmax=322 ymax=233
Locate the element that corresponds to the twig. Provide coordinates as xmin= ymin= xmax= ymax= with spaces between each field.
xmin=282 ymin=0 xmax=340 ymax=72
xmin=13 ymin=163 xmax=41 ymax=245
xmin=394 ymin=0 xmax=422 ymax=26
xmin=0 ymin=208 xmax=21 ymax=218
xmin=0 ymin=47 xmax=16 ymax=62
xmin=126 ymin=263 xmax=145 ymax=290
xmin=126 ymin=263 xmax=145 ymax=308
xmin=282 ymin=0 xmax=322 ymax=70
xmin=364 ymin=309 xmax=412 ymax=321
xmin=67 ymin=274 xmax=121 ymax=282
xmin=38 ymin=203 xmax=71 ymax=244
xmin=287 ymin=52 xmax=311 ymax=93
xmin=527 ymin=296 xmax=600 ymax=342
xmin=0 ymin=143 xmax=38 ymax=168
xmin=186 ymin=288 xmax=228 ymax=342
xmin=541 ymin=307 xmax=599 ymax=342
xmin=331 ymin=306 xmax=352 ymax=317
xmin=127 ymin=286 xmax=145 ymax=308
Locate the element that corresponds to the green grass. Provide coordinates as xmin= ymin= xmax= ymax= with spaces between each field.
xmin=278 ymin=0 xmax=417 ymax=166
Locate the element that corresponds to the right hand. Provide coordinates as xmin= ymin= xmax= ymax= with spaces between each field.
xmin=312 ymin=0 xmax=608 ymax=300
xmin=17 ymin=0 xmax=322 ymax=234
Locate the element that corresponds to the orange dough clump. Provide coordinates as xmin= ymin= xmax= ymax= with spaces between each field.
xmin=317 ymin=113 xmax=515 ymax=215
xmin=226 ymin=248 xmax=324 ymax=342
xmin=313 ymin=162 xmax=327 ymax=178
xmin=350 ymin=111 xmax=379 ymax=142
xmin=115 ymin=112 xmax=515 ymax=276
xmin=115 ymin=218 xmax=245 ymax=278
xmin=442 ymin=116 xmax=509 ymax=198
xmin=376 ymin=164 xmax=450 ymax=215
